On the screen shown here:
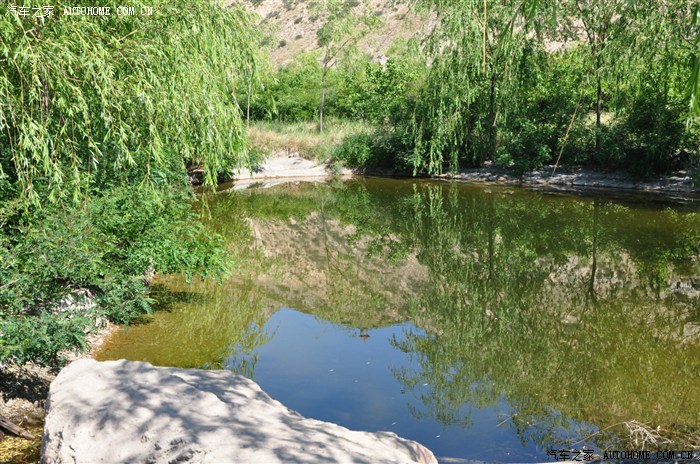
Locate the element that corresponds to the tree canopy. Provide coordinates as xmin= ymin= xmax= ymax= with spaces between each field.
xmin=408 ymin=0 xmax=700 ymax=174
xmin=0 ymin=0 xmax=261 ymax=366
xmin=0 ymin=0 xmax=260 ymax=208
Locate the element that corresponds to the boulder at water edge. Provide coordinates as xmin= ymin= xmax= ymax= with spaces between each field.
xmin=41 ymin=359 xmax=437 ymax=463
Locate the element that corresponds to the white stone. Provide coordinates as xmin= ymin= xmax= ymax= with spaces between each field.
xmin=42 ymin=359 xmax=437 ymax=464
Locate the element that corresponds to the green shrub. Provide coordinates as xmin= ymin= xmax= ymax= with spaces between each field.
xmin=502 ymin=120 xmax=555 ymax=174
xmin=334 ymin=132 xmax=374 ymax=167
xmin=333 ymin=125 xmax=415 ymax=171
xmin=0 ymin=187 xmax=227 ymax=364
xmin=619 ymin=92 xmax=686 ymax=176
xmin=249 ymin=53 xmax=323 ymax=122
xmin=338 ymin=58 xmax=423 ymax=125
xmin=0 ymin=312 xmax=91 ymax=366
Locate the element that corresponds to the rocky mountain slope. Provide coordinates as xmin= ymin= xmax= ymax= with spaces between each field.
xmin=236 ymin=0 xmax=433 ymax=66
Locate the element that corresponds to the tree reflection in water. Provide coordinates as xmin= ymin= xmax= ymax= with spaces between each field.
xmin=388 ymin=183 xmax=699 ymax=450
xmin=99 ymin=178 xmax=700 ymax=451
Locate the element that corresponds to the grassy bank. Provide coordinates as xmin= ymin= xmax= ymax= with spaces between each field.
xmin=248 ymin=118 xmax=373 ymax=162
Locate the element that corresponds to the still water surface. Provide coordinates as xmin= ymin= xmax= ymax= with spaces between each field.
xmin=97 ymin=178 xmax=700 ymax=462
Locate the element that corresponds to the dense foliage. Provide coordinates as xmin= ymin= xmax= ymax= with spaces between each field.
xmin=3 ymin=0 xmax=700 ymax=366
xmin=248 ymin=0 xmax=700 ymax=177
xmin=248 ymin=41 xmax=425 ymax=171
xmin=0 ymin=0 xmax=258 ymax=366
xmin=410 ymin=0 xmax=700 ymax=175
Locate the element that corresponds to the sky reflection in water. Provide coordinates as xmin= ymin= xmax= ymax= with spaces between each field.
xmin=97 ymin=179 xmax=700 ymax=462
xmin=231 ymin=307 xmax=591 ymax=463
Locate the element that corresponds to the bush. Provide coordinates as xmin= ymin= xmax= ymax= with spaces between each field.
xmin=0 ymin=312 xmax=91 ymax=366
xmin=249 ymin=53 xmax=323 ymax=122
xmin=333 ymin=125 xmax=415 ymax=171
xmin=337 ymin=58 xmax=423 ymax=124
xmin=333 ymin=132 xmax=374 ymax=167
xmin=501 ymin=120 xmax=555 ymax=174
xmin=618 ymin=91 xmax=686 ymax=176
xmin=0 ymin=187 xmax=227 ymax=365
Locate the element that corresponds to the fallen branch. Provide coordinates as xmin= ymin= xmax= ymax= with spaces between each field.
xmin=624 ymin=420 xmax=672 ymax=450
xmin=0 ymin=414 xmax=35 ymax=440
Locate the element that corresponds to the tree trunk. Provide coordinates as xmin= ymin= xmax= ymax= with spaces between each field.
xmin=595 ymin=54 xmax=602 ymax=156
xmin=320 ymin=67 xmax=327 ymax=134
xmin=246 ymin=81 xmax=251 ymax=127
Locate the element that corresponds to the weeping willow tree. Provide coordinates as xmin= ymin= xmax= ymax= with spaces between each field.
xmin=0 ymin=0 xmax=263 ymax=366
xmin=410 ymin=0 xmax=549 ymax=173
xmin=0 ymin=0 xmax=260 ymax=207
xmin=558 ymin=0 xmax=630 ymax=154
xmin=555 ymin=0 xmax=698 ymax=168
xmin=411 ymin=0 xmax=700 ymax=175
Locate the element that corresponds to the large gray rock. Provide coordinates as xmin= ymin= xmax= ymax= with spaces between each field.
xmin=41 ymin=359 xmax=437 ymax=463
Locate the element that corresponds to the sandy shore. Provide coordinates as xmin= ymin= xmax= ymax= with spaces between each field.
xmin=233 ymin=153 xmax=353 ymax=181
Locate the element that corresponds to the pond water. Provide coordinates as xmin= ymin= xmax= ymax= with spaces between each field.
xmin=96 ymin=178 xmax=700 ymax=462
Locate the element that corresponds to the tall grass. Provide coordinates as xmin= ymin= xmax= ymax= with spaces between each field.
xmin=248 ymin=118 xmax=373 ymax=161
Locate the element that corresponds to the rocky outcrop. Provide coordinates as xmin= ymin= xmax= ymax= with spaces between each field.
xmin=41 ymin=359 xmax=437 ymax=464
xmin=236 ymin=0 xmax=435 ymax=67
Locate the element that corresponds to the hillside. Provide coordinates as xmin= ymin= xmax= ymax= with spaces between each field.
xmin=237 ymin=0 xmax=434 ymax=66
